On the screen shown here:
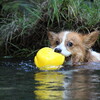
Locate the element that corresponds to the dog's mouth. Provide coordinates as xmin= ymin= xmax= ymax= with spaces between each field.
xmin=60 ymin=52 xmax=72 ymax=58
xmin=65 ymin=55 xmax=71 ymax=61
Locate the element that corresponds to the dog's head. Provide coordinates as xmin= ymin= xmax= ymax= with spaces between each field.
xmin=48 ymin=31 xmax=99 ymax=63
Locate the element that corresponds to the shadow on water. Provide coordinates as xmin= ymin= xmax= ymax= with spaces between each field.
xmin=0 ymin=58 xmax=100 ymax=100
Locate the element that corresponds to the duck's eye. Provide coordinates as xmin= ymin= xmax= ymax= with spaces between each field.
xmin=67 ymin=42 xmax=73 ymax=47
xmin=55 ymin=41 xmax=60 ymax=45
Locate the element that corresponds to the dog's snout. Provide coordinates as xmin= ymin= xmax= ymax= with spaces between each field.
xmin=54 ymin=48 xmax=62 ymax=53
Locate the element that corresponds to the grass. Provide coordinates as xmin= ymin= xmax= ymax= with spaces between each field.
xmin=0 ymin=0 xmax=100 ymax=57
xmin=0 ymin=0 xmax=42 ymax=39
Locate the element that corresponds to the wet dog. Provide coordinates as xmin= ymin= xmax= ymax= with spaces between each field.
xmin=48 ymin=31 xmax=100 ymax=65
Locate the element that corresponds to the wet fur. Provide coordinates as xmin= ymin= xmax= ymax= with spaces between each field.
xmin=48 ymin=31 xmax=100 ymax=66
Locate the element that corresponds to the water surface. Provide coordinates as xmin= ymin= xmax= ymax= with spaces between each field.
xmin=0 ymin=58 xmax=100 ymax=100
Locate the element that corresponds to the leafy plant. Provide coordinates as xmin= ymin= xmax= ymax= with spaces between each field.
xmin=0 ymin=0 xmax=100 ymax=56
xmin=0 ymin=0 xmax=42 ymax=41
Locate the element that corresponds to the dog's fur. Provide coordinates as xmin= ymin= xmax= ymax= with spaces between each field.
xmin=48 ymin=31 xmax=100 ymax=66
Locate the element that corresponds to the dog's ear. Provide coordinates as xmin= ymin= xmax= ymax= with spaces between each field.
xmin=83 ymin=31 xmax=99 ymax=49
xmin=47 ymin=31 xmax=57 ymax=41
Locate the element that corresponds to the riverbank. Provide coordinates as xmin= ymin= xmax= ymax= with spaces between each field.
xmin=0 ymin=0 xmax=100 ymax=57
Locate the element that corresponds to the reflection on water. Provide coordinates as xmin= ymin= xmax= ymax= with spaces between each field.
xmin=0 ymin=58 xmax=100 ymax=100
xmin=34 ymin=72 xmax=68 ymax=100
xmin=34 ymin=70 xmax=100 ymax=100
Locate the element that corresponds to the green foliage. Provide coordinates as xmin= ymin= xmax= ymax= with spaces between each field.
xmin=0 ymin=0 xmax=42 ymax=41
xmin=0 ymin=0 xmax=100 ymax=56
xmin=47 ymin=0 xmax=63 ymax=23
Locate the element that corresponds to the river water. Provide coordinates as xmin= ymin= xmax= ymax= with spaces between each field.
xmin=0 ymin=58 xmax=100 ymax=100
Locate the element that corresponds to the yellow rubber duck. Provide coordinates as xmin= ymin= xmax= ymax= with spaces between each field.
xmin=34 ymin=47 xmax=65 ymax=70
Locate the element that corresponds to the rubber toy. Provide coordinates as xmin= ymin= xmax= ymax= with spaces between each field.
xmin=34 ymin=47 xmax=65 ymax=70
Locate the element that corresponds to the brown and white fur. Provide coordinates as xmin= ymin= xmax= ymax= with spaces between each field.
xmin=48 ymin=31 xmax=100 ymax=66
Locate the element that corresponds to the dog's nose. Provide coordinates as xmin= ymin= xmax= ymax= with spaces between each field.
xmin=54 ymin=48 xmax=62 ymax=53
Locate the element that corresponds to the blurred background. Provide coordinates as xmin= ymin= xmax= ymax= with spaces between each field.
xmin=0 ymin=0 xmax=100 ymax=57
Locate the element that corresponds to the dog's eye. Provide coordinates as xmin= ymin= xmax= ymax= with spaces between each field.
xmin=55 ymin=41 xmax=60 ymax=45
xmin=67 ymin=42 xmax=73 ymax=47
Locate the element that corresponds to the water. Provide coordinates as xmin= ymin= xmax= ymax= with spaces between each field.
xmin=0 ymin=58 xmax=100 ymax=100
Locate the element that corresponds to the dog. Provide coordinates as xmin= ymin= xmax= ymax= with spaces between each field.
xmin=48 ymin=31 xmax=100 ymax=66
